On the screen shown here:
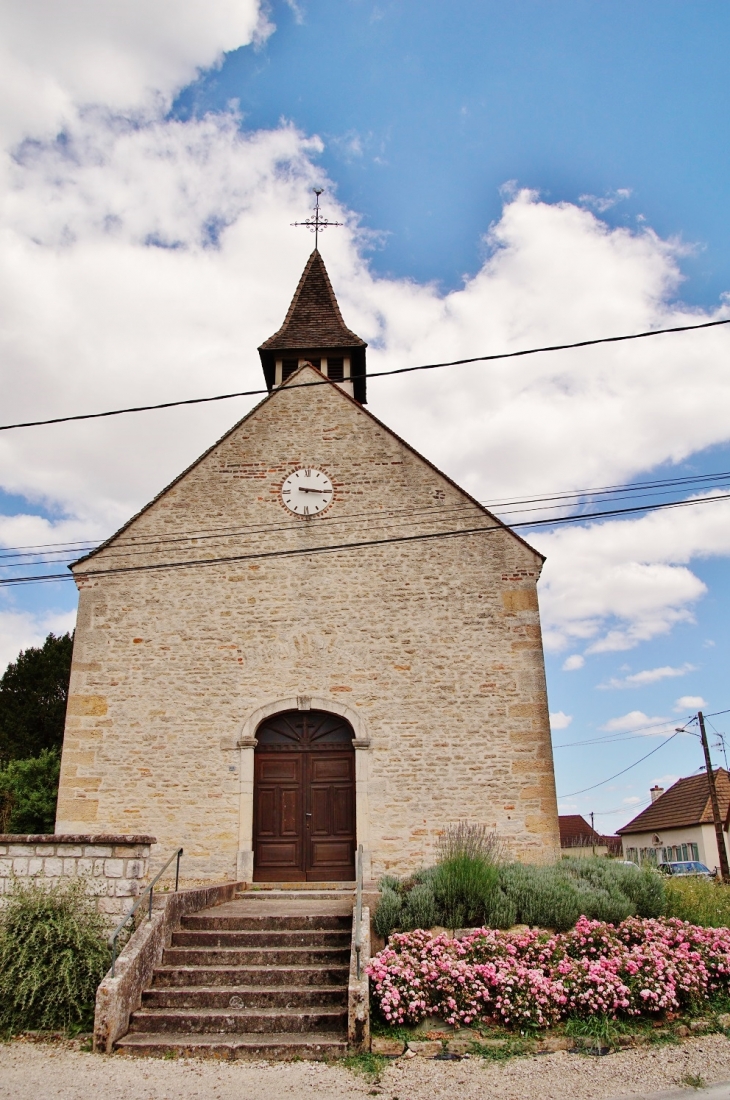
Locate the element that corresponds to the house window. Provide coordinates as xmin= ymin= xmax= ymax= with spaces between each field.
xmin=626 ymin=846 xmax=638 ymax=862
xmin=282 ymin=359 xmax=298 ymax=380
xmin=690 ymin=842 xmax=699 ymax=860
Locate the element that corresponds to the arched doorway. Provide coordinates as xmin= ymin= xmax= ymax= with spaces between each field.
xmin=253 ymin=709 xmax=356 ymax=882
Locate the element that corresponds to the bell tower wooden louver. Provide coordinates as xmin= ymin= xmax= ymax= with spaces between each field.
xmin=258 ymin=249 xmax=368 ymax=403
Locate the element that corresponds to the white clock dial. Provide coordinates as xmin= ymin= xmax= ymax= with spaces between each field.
xmin=281 ymin=467 xmax=334 ymax=516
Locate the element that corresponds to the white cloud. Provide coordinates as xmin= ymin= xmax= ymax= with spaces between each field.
xmin=0 ymin=608 xmax=76 ymax=673
xmin=562 ymin=654 xmax=585 ymax=671
xmin=623 ymin=796 xmax=642 ymax=805
xmin=536 ymin=494 xmax=730 ymax=653
xmin=579 ymin=188 xmax=633 ymax=213
xmin=675 ymin=695 xmax=707 ymax=712
xmin=599 ymin=663 xmax=697 ymax=689
xmin=549 ymin=711 xmax=573 ymax=730
xmin=0 ymin=1 xmax=268 ymax=145
xmin=600 ymin=710 xmax=672 ymax=734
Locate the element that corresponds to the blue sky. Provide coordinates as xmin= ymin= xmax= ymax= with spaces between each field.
xmin=0 ymin=0 xmax=729 ymax=840
xmin=177 ymin=1 xmax=730 ymax=303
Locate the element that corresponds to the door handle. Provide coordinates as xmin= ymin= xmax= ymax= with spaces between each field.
xmin=305 ymin=813 xmax=312 ymax=817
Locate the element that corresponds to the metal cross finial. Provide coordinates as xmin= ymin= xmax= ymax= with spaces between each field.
xmin=291 ymin=188 xmax=343 ymax=250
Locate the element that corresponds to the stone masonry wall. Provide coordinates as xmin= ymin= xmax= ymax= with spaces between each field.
xmin=56 ymin=367 xmax=561 ymax=880
xmin=0 ymin=835 xmax=153 ymax=921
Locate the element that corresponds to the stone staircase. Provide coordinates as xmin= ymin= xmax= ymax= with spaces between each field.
xmin=116 ymin=885 xmax=355 ymax=1060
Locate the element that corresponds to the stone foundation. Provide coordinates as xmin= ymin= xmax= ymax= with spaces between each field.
xmin=0 ymin=834 xmax=155 ymax=921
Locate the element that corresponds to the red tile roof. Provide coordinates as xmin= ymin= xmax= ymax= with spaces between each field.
xmin=559 ymin=815 xmax=601 ymax=846
xmin=618 ymin=769 xmax=730 ymax=835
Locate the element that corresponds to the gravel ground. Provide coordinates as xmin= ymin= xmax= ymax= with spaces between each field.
xmin=1 ymin=1035 xmax=730 ymax=1100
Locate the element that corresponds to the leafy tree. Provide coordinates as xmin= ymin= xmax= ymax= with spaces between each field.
xmin=0 ymin=748 xmax=61 ymax=833
xmin=0 ymin=633 xmax=73 ymax=762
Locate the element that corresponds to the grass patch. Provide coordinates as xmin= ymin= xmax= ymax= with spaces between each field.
xmin=468 ymin=1036 xmax=533 ymax=1061
xmin=680 ymin=1073 xmax=707 ymax=1090
xmin=665 ymin=877 xmax=730 ymax=927
xmin=341 ymin=1052 xmax=388 ymax=1080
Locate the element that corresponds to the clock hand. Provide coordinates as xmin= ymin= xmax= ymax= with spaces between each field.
xmin=297 ymin=487 xmax=331 ymax=493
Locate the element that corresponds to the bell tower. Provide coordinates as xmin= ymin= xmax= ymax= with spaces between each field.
xmin=258 ymin=249 xmax=368 ymax=403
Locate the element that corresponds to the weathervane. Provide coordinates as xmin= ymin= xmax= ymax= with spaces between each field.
xmin=291 ymin=188 xmax=343 ymax=249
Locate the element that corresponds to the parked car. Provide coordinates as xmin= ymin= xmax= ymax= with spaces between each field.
xmin=656 ymin=860 xmax=715 ymax=878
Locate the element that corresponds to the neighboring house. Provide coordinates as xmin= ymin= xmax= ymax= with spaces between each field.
xmin=559 ymin=815 xmax=621 ymax=857
xmin=617 ymin=770 xmax=730 ymax=870
xmin=55 ymin=248 xmax=561 ymax=883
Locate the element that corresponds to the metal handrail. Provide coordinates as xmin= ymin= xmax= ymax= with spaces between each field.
xmin=109 ymin=847 xmax=183 ymax=977
xmin=354 ymin=843 xmax=363 ymax=979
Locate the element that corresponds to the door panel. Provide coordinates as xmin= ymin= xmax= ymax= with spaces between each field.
xmin=306 ymin=751 xmax=356 ymax=881
xmin=333 ymin=785 xmax=353 ymax=834
xmin=253 ymin=710 xmax=356 ymax=882
xmin=253 ymin=753 xmax=304 ymax=881
xmin=280 ymin=789 xmax=299 ymax=835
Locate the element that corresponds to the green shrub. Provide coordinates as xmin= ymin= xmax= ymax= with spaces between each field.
xmin=374 ymin=887 xmax=403 ymax=939
xmin=374 ymin=849 xmax=664 ymax=938
xmin=499 ymin=863 xmax=582 ymax=931
xmin=664 ymin=877 xmax=730 ymax=927
xmin=401 ymin=883 xmax=438 ymax=931
xmin=560 ymin=858 xmax=664 ymax=918
xmin=433 ymin=854 xmax=499 ymax=929
xmin=0 ymin=748 xmax=60 ymax=833
xmin=378 ymin=874 xmax=402 ymax=894
xmin=484 ymin=886 xmax=517 ymax=929
xmin=0 ymin=877 xmax=110 ymax=1033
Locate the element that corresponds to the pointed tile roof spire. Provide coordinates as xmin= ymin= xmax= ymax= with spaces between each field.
xmin=258 ymin=250 xmax=367 ymax=402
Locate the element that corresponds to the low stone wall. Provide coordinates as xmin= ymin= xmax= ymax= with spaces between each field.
xmin=94 ymin=881 xmax=244 ymax=1053
xmin=348 ymin=905 xmax=371 ymax=1052
xmin=0 ymin=834 xmax=155 ymax=920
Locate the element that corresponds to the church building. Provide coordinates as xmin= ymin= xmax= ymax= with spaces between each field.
xmin=55 ymin=249 xmax=561 ymax=882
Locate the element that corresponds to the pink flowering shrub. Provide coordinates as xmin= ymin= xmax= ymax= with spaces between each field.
xmin=366 ymin=916 xmax=730 ymax=1029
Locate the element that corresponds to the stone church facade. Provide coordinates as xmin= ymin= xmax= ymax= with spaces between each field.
xmin=56 ymin=251 xmax=560 ymax=882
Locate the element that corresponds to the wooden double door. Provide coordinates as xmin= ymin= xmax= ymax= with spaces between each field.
xmin=253 ymin=710 xmax=356 ymax=882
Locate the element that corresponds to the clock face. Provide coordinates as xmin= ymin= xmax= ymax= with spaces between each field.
xmin=281 ymin=467 xmax=333 ymax=516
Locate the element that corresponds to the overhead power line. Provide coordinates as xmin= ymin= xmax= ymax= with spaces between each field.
xmin=2 ymin=488 xmax=729 ymax=588
xmin=2 ymin=466 xmax=729 ymax=564
xmin=0 ymin=316 xmax=728 ymax=433
xmin=557 ymin=732 xmax=679 ymax=798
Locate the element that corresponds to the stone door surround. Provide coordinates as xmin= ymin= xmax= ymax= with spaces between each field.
xmin=232 ymin=696 xmax=371 ymax=883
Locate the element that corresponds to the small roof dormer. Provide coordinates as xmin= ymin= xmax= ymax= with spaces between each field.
xmin=258 ymin=249 xmax=367 ymax=403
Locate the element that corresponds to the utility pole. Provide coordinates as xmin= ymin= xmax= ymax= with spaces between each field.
xmin=590 ymin=811 xmax=596 ymax=857
xmin=698 ymin=711 xmax=730 ymax=882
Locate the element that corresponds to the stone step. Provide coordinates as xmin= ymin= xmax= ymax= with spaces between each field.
xmin=116 ymin=1031 xmax=348 ymax=1061
xmin=142 ymin=985 xmax=347 ymax=1010
xmin=234 ymin=890 xmax=353 ymax=901
xmin=128 ymin=1006 xmax=347 ymax=1035
xmin=162 ymin=946 xmax=350 ymax=968
xmin=171 ymin=929 xmax=351 ymax=949
xmin=152 ymin=964 xmax=350 ymax=988
xmin=181 ymin=912 xmax=350 ymax=932
xmin=240 ymin=882 xmax=355 ymax=892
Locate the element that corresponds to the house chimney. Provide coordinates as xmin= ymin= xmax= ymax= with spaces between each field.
xmin=650 ymin=785 xmax=664 ymax=803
